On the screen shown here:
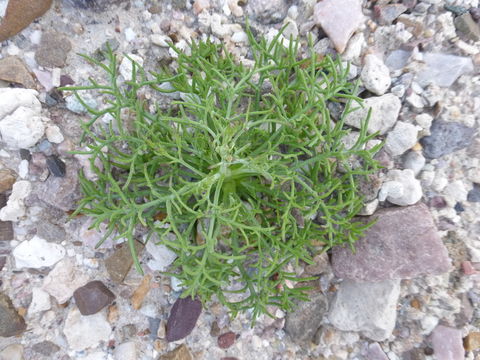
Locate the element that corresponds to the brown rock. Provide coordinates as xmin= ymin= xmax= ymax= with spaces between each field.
xmin=105 ymin=241 xmax=144 ymax=283
xmin=108 ymin=304 xmax=119 ymax=323
xmin=166 ymin=297 xmax=202 ymax=342
xmin=217 ymin=331 xmax=237 ymax=349
xmin=0 ymin=194 xmax=14 ymax=242
xmin=0 ymin=56 xmax=37 ymax=89
xmin=0 ymin=0 xmax=53 ymax=42
xmin=158 ymin=344 xmax=192 ymax=360
xmin=464 ymin=332 xmax=480 ymax=351
xmin=0 ymin=292 xmax=27 ymax=337
xmin=0 ymin=169 xmax=16 ymax=193
xmin=131 ymin=274 xmax=152 ymax=310
xmin=73 ymin=280 xmax=115 ymax=315
xmin=35 ymin=31 xmax=72 ymax=68
xmin=332 ymin=203 xmax=452 ymax=281
xmin=455 ymin=13 xmax=480 ymax=42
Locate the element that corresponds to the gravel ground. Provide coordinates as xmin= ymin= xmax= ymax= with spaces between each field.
xmin=0 ymin=0 xmax=480 ymax=359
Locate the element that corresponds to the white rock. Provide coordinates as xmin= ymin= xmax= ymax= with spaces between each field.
xmin=415 ymin=113 xmax=433 ymax=134
xmin=124 ymin=27 xmax=136 ymax=42
xmin=359 ymin=199 xmax=379 ymax=216
xmin=113 ymin=342 xmax=137 ymax=360
xmin=0 ymin=180 xmax=31 ymax=221
xmin=382 ymin=169 xmax=422 ymax=206
xmin=13 ymin=235 xmax=65 ymax=269
xmin=360 ymin=54 xmax=391 ymax=95
xmin=0 ymin=344 xmax=23 ymax=360
xmin=29 ymin=287 xmax=51 ymax=314
xmin=0 ymin=88 xmax=41 ymax=119
xmin=18 ymin=159 xmax=29 ymax=178
xmin=150 ymin=34 xmax=170 ymax=47
xmin=119 ymin=54 xmax=144 ymax=81
xmin=329 ymin=279 xmax=401 ymax=341
xmin=384 ymin=121 xmax=419 ymax=156
xmin=145 ymin=235 xmax=177 ymax=272
xmin=443 ymin=180 xmax=468 ymax=204
xmin=63 ymin=307 xmax=112 ymax=351
xmin=402 ymin=151 xmax=425 ymax=175
xmin=42 ymin=258 xmax=90 ymax=304
xmin=378 ymin=181 xmax=403 ymax=202
xmin=344 ymin=94 xmax=401 ymax=135
xmin=231 ymin=31 xmax=248 ymax=43
xmin=0 ymin=107 xmax=45 ymax=149
xmin=45 ymin=125 xmax=64 ymax=143
xmin=83 ymin=352 xmax=107 ymax=360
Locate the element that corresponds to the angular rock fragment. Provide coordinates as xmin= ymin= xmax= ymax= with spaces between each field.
xmin=46 ymin=155 xmax=66 ymax=177
xmin=159 ymin=344 xmax=193 ymax=360
xmin=73 ymin=280 xmax=115 ymax=315
xmin=420 ymin=121 xmax=474 ymax=159
xmin=332 ymin=203 xmax=451 ymax=281
xmin=0 ymin=56 xmax=37 ymax=89
xmin=367 ymin=342 xmax=389 ymax=360
xmin=454 ymin=12 xmax=480 ymax=41
xmin=166 ymin=297 xmax=202 ymax=342
xmin=32 ymin=341 xmax=60 ymax=356
xmin=328 ymin=279 xmax=400 ymax=341
xmin=0 ymin=292 xmax=27 ymax=337
xmin=431 ymin=325 xmax=464 ymax=360
xmin=416 ymin=53 xmax=473 ymax=88
xmin=131 ymin=274 xmax=151 ymax=310
xmin=0 ymin=180 xmax=31 ymax=221
xmin=284 ymin=294 xmax=328 ymax=342
xmin=0 ymin=169 xmax=16 ymax=193
xmin=374 ymin=4 xmax=407 ymax=25
xmin=314 ymin=0 xmax=365 ymax=53
xmin=35 ymin=31 xmax=72 ymax=68
xmin=0 ymin=106 xmax=45 ymax=149
xmin=105 ymin=241 xmax=144 ymax=283
xmin=360 ymin=54 xmax=391 ymax=96
xmin=247 ymin=0 xmax=289 ymax=24
xmin=12 ymin=235 xmax=65 ymax=269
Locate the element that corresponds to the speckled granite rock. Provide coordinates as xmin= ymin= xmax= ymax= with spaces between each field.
xmin=332 ymin=203 xmax=451 ymax=281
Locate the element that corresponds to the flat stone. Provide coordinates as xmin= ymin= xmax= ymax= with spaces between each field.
xmin=12 ymin=235 xmax=65 ymax=269
xmin=73 ymin=281 xmax=115 ymax=315
xmin=454 ymin=13 xmax=480 ymax=41
xmin=344 ymin=94 xmax=401 ymax=135
xmin=166 ymin=297 xmax=202 ymax=342
xmin=367 ymin=342 xmax=389 ymax=360
xmin=0 ymin=56 xmax=37 ymax=89
xmin=431 ymin=325 xmax=464 ymax=360
xmin=328 ymin=279 xmax=400 ymax=341
xmin=146 ymin=235 xmax=177 ymax=272
xmin=63 ymin=307 xmax=112 ymax=351
xmin=31 ymin=341 xmax=60 ymax=356
xmin=374 ymin=4 xmax=407 ymax=25
xmin=464 ymin=332 xmax=480 ymax=351
xmin=46 ymin=155 xmax=66 ymax=177
xmin=0 ymin=344 xmax=23 ymax=360
xmin=0 ymin=169 xmax=16 ymax=193
xmin=285 ymin=294 xmax=328 ymax=343
xmin=385 ymin=49 xmax=412 ymax=71
xmin=42 ymin=258 xmax=90 ymax=304
xmin=0 ymin=292 xmax=27 ymax=337
xmin=105 ymin=241 xmax=144 ymax=283
xmin=0 ymin=0 xmax=52 ymax=42
xmin=420 ymin=121 xmax=474 ymax=159
xmin=35 ymin=31 xmax=72 ymax=68
xmin=159 ymin=344 xmax=193 ymax=360
xmin=36 ymin=221 xmax=66 ymax=243
xmin=314 ymin=0 xmax=365 ymax=53
xmin=131 ymin=275 xmax=152 ymax=310
xmin=416 ymin=53 xmax=473 ymax=88
xmin=217 ymin=331 xmax=237 ymax=349
xmin=28 ymin=287 xmax=51 ymax=314
xmin=247 ymin=0 xmax=289 ymax=24
xmin=332 ymin=203 xmax=452 ymax=281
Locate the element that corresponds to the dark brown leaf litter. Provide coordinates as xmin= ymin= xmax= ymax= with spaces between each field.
xmin=166 ymin=297 xmax=202 ymax=342
xmin=73 ymin=280 xmax=116 ymax=315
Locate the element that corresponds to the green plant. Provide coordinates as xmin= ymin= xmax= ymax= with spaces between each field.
xmin=64 ymin=28 xmax=381 ymax=322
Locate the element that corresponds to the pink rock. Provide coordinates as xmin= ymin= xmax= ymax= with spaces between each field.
xmin=313 ymin=0 xmax=365 ymax=53
xmin=193 ymin=0 xmax=210 ymax=14
xmin=462 ymin=261 xmax=478 ymax=275
xmin=431 ymin=325 xmax=464 ymax=360
xmin=332 ymin=203 xmax=452 ymax=281
xmin=367 ymin=343 xmax=389 ymax=360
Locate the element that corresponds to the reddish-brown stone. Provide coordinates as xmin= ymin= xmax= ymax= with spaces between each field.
xmin=166 ymin=297 xmax=202 ymax=342
xmin=217 ymin=331 xmax=237 ymax=349
xmin=73 ymin=280 xmax=115 ymax=315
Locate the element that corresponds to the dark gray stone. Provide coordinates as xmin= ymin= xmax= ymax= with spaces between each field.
xmin=467 ymin=184 xmax=480 ymax=203
xmin=166 ymin=297 xmax=202 ymax=342
xmin=332 ymin=203 xmax=452 ymax=282
xmin=32 ymin=341 xmax=61 ymax=356
xmin=73 ymin=280 xmax=115 ymax=315
xmin=420 ymin=121 xmax=474 ymax=159
xmin=46 ymin=155 xmax=66 ymax=177
xmin=284 ymin=294 xmax=328 ymax=343
xmin=0 ymin=292 xmax=27 ymax=337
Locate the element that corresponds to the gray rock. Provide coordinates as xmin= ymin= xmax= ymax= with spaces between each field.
xmin=454 ymin=12 xmax=480 ymax=41
xmin=328 ymin=279 xmax=400 ymax=341
xmin=430 ymin=325 xmax=464 ymax=360
xmin=402 ymin=150 xmax=425 ymax=175
xmin=344 ymin=94 xmax=401 ymax=135
xmin=31 ymin=341 xmax=60 ymax=356
xmin=0 ymin=293 xmax=27 ymax=337
xmin=36 ymin=160 xmax=80 ymax=211
xmin=247 ymin=0 xmax=289 ymax=24
xmin=332 ymin=203 xmax=452 ymax=281
xmin=385 ymin=121 xmax=419 ymax=156
xmin=416 ymin=53 xmax=473 ymax=88
xmin=374 ymin=4 xmax=407 ymax=25
xmin=360 ymin=54 xmax=391 ymax=96
xmin=36 ymin=221 xmax=66 ymax=243
xmin=367 ymin=342 xmax=389 ymax=360
xmin=420 ymin=121 xmax=474 ymax=159
xmin=166 ymin=297 xmax=202 ymax=342
xmin=467 ymin=184 xmax=480 ymax=202
xmin=35 ymin=31 xmax=72 ymax=68
xmin=385 ymin=50 xmax=412 ymax=71
xmin=73 ymin=280 xmax=115 ymax=315
xmin=284 ymin=294 xmax=328 ymax=342
xmin=313 ymin=0 xmax=365 ymax=53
